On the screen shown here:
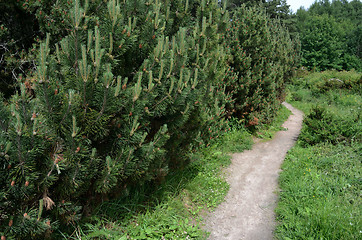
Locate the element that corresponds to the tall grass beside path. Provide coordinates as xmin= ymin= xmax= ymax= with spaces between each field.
xmin=275 ymin=70 xmax=361 ymax=240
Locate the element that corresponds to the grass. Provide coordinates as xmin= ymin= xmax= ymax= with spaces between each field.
xmin=276 ymin=143 xmax=361 ymax=240
xmin=286 ymin=69 xmax=361 ymax=113
xmin=275 ymin=70 xmax=361 ymax=240
xmin=60 ymin=102 xmax=291 ymax=239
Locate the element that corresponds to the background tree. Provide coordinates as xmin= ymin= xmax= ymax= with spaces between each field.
xmin=295 ymin=0 xmax=362 ymax=71
xmin=224 ymin=5 xmax=299 ymax=127
xmin=227 ymin=0 xmax=265 ymax=10
xmin=299 ymin=14 xmax=345 ymax=70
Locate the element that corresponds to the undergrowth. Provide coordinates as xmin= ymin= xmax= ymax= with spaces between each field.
xmin=276 ymin=70 xmax=361 ymax=239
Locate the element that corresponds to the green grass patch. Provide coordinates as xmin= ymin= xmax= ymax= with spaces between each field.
xmin=276 ymin=70 xmax=361 ymax=239
xmin=291 ymin=69 xmax=361 ymax=94
xmin=276 ymin=143 xmax=361 ymax=240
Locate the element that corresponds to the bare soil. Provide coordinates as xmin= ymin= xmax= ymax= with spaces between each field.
xmin=204 ymin=102 xmax=303 ymax=240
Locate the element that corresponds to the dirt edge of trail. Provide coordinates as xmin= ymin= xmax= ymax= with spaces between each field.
xmin=203 ymin=102 xmax=304 ymax=240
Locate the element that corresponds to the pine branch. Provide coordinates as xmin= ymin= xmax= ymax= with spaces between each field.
xmin=95 ymin=87 xmax=109 ymax=122
xmin=42 ymin=84 xmax=52 ymax=118
xmin=151 ymin=95 xmax=170 ymax=110
xmin=60 ymin=90 xmax=75 ymax=126
xmin=83 ymin=80 xmax=87 ymax=114
xmin=73 ymin=29 xmax=79 ymax=75
xmin=16 ymin=134 xmax=23 ymax=164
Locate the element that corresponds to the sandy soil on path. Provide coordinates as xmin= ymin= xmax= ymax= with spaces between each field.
xmin=204 ymin=102 xmax=303 ymax=240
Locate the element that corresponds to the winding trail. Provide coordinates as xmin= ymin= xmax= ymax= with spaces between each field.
xmin=204 ymin=102 xmax=303 ymax=240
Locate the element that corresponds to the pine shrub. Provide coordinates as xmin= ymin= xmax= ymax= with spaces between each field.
xmin=223 ymin=5 xmax=299 ymax=127
xmin=0 ymin=0 xmax=299 ymax=238
xmin=0 ymin=0 xmax=232 ymax=238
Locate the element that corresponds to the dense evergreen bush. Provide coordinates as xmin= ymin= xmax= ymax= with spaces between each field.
xmin=223 ymin=5 xmax=299 ymax=127
xmin=0 ymin=0 xmax=298 ymax=238
xmin=0 ymin=0 xmax=232 ymax=238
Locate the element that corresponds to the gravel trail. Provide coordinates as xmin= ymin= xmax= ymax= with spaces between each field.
xmin=204 ymin=102 xmax=303 ymax=240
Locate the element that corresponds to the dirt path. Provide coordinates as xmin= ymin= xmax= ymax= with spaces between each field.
xmin=204 ymin=102 xmax=303 ymax=240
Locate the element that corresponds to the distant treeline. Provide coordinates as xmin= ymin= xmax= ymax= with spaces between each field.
xmin=294 ymin=0 xmax=361 ymax=71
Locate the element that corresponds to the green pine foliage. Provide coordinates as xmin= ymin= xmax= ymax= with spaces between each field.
xmin=223 ymin=5 xmax=299 ymax=127
xmin=0 ymin=0 xmax=298 ymax=238
xmin=0 ymin=0 xmax=231 ymax=238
